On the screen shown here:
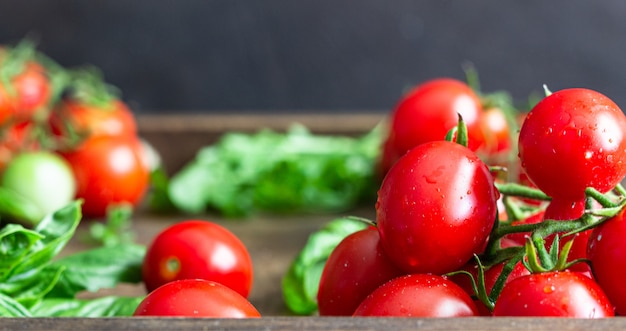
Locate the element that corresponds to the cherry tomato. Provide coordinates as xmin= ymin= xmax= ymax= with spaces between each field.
xmin=59 ymin=135 xmax=149 ymax=218
xmin=49 ymin=98 xmax=137 ymax=141
xmin=0 ymin=120 xmax=39 ymax=170
xmin=492 ymin=271 xmax=614 ymax=317
xmin=133 ymin=279 xmax=261 ymax=318
xmin=587 ymin=208 xmax=626 ymax=315
xmin=142 ymin=220 xmax=254 ymax=298
xmin=480 ymin=106 xmax=512 ymax=156
xmin=1 ymin=150 xmax=76 ymax=224
xmin=0 ymin=62 xmax=51 ymax=125
xmin=518 ymin=88 xmax=626 ymax=220
xmin=376 ymin=140 xmax=498 ymax=274
xmin=379 ymin=78 xmax=485 ymax=175
xmin=317 ymin=227 xmax=404 ymax=316
xmin=353 ymin=274 xmax=478 ymax=317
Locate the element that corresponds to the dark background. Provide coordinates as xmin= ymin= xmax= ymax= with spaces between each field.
xmin=1 ymin=1 xmax=626 ymax=114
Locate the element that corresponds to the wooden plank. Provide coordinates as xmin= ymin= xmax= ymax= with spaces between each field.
xmin=1 ymin=316 xmax=624 ymax=331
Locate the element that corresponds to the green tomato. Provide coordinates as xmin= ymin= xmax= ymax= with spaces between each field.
xmin=1 ymin=151 xmax=77 ymax=225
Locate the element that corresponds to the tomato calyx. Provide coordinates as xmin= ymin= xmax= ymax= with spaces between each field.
xmin=63 ymin=67 xmax=120 ymax=110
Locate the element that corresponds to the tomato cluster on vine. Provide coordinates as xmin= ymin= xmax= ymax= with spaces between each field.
xmin=0 ymin=39 xmax=150 ymax=223
xmin=318 ymin=77 xmax=626 ymax=317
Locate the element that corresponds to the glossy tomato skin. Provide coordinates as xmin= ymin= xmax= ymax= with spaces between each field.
xmin=60 ymin=135 xmax=149 ymax=218
xmin=492 ymin=271 xmax=614 ymax=317
xmin=518 ymin=88 xmax=626 ymax=220
xmin=49 ymin=98 xmax=137 ymax=140
xmin=0 ymin=60 xmax=51 ymax=125
xmin=142 ymin=220 xmax=253 ymax=298
xmin=380 ymin=78 xmax=485 ymax=175
xmin=317 ymin=227 xmax=405 ymax=316
xmin=376 ymin=140 xmax=498 ymax=274
xmin=587 ymin=209 xmax=626 ymax=315
xmin=133 ymin=279 xmax=261 ymax=318
xmin=353 ymin=274 xmax=478 ymax=317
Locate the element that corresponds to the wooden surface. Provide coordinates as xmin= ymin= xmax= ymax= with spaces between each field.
xmin=28 ymin=114 xmax=626 ymax=329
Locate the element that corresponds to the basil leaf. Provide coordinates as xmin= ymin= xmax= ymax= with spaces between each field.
xmin=0 ymin=224 xmax=43 ymax=280
xmin=165 ymin=124 xmax=382 ymax=218
xmin=0 ymin=292 xmax=32 ymax=317
xmin=281 ymin=217 xmax=368 ymax=315
xmin=31 ymin=296 xmax=144 ymax=317
xmin=7 ymin=201 xmax=81 ymax=278
xmin=0 ymin=265 xmax=65 ymax=308
xmin=0 ymin=187 xmax=44 ymax=226
xmin=47 ymin=244 xmax=146 ymax=298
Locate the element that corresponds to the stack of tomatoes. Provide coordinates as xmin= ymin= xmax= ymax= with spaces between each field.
xmin=318 ymin=78 xmax=626 ymax=317
xmin=0 ymin=40 xmax=150 ymax=224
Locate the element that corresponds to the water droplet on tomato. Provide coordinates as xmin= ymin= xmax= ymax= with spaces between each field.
xmin=543 ymin=285 xmax=555 ymax=293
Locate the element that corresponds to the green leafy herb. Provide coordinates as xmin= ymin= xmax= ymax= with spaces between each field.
xmin=81 ymin=204 xmax=136 ymax=247
xmin=281 ymin=217 xmax=368 ymax=315
xmin=0 ymin=201 xmax=146 ymax=317
xmin=161 ymin=124 xmax=382 ymax=218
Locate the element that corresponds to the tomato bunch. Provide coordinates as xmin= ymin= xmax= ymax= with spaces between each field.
xmin=0 ymin=40 xmax=150 ymax=223
xmin=135 ymin=219 xmax=258 ymax=318
xmin=318 ymin=78 xmax=626 ymax=317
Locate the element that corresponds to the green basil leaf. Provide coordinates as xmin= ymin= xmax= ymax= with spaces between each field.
xmin=0 ymin=186 xmax=44 ymax=226
xmin=0 ymin=292 xmax=32 ymax=317
xmin=281 ymin=217 xmax=368 ymax=315
xmin=31 ymin=296 xmax=144 ymax=317
xmin=7 ymin=201 xmax=82 ymax=278
xmin=47 ymin=243 xmax=146 ymax=298
xmin=0 ymin=265 xmax=65 ymax=308
xmin=0 ymin=224 xmax=43 ymax=281
xmin=165 ymin=124 xmax=382 ymax=218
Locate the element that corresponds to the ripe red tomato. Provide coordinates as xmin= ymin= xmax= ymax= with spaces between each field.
xmin=587 ymin=208 xmax=626 ymax=315
xmin=353 ymin=274 xmax=478 ymax=317
xmin=60 ymin=135 xmax=149 ymax=218
xmin=49 ymin=98 xmax=137 ymax=140
xmin=492 ymin=271 xmax=614 ymax=317
xmin=479 ymin=106 xmax=512 ymax=156
xmin=142 ymin=220 xmax=254 ymax=298
xmin=518 ymin=88 xmax=626 ymax=220
xmin=0 ymin=62 xmax=51 ymax=125
xmin=133 ymin=279 xmax=261 ymax=318
xmin=317 ymin=227 xmax=404 ymax=316
xmin=0 ymin=120 xmax=39 ymax=170
xmin=379 ymin=78 xmax=485 ymax=175
xmin=376 ymin=140 xmax=498 ymax=274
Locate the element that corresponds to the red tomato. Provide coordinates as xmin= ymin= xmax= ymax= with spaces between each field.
xmin=518 ymin=88 xmax=626 ymax=220
xmin=133 ymin=279 xmax=260 ymax=318
xmin=142 ymin=220 xmax=254 ymax=298
xmin=317 ymin=227 xmax=404 ymax=316
xmin=49 ymin=98 xmax=137 ymax=140
xmin=60 ymin=135 xmax=149 ymax=218
xmin=587 ymin=208 xmax=626 ymax=315
xmin=492 ymin=271 xmax=614 ymax=317
xmin=379 ymin=78 xmax=485 ymax=175
xmin=0 ymin=120 xmax=39 ymax=170
xmin=0 ymin=42 xmax=52 ymax=125
xmin=353 ymin=274 xmax=478 ymax=317
xmin=376 ymin=140 xmax=498 ymax=274
xmin=479 ymin=106 xmax=512 ymax=156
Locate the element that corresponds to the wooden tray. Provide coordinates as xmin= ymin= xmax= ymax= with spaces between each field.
xmin=12 ymin=113 xmax=624 ymax=330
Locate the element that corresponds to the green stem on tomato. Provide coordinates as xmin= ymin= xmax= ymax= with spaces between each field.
xmin=495 ymin=182 xmax=551 ymax=201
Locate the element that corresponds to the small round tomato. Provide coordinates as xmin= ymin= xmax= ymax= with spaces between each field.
xmin=518 ymin=88 xmax=626 ymax=220
xmin=376 ymin=140 xmax=498 ymax=274
xmin=479 ymin=106 xmax=512 ymax=156
xmin=353 ymin=274 xmax=478 ymax=317
xmin=587 ymin=208 xmax=626 ymax=315
xmin=492 ymin=271 xmax=614 ymax=317
xmin=59 ymin=135 xmax=149 ymax=218
xmin=142 ymin=220 xmax=254 ymax=298
xmin=133 ymin=279 xmax=261 ymax=318
xmin=1 ymin=150 xmax=76 ymax=225
xmin=317 ymin=227 xmax=404 ymax=316
xmin=379 ymin=78 xmax=485 ymax=175
xmin=49 ymin=98 xmax=137 ymax=141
